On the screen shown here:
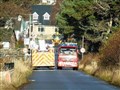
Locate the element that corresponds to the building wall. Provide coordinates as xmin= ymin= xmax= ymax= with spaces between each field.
xmin=30 ymin=24 xmax=57 ymax=40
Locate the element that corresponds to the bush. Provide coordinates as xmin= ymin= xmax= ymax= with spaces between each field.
xmin=99 ymin=29 xmax=120 ymax=69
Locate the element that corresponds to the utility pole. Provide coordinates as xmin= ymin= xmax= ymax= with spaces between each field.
xmin=82 ymin=36 xmax=84 ymax=48
xmin=80 ymin=36 xmax=85 ymax=60
xmin=29 ymin=14 xmax=32 ymax=38
xmin=82 ymin=36 xmax=84 ymax=60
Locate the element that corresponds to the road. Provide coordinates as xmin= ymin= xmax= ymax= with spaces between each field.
xmin=20 ymin=70 xmax=120 ymax=90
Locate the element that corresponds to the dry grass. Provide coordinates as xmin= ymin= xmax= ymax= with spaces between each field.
xmin=0 ymin=59 xmax=33 ymax=90
xmin=79 ymin=53 xmax=99 ymax=74
xmin=95 ymin=68 xmax=113 ymax=82
xmin=111 ymin=69 xmax=120 ymax=86
xmin=94 ymin=68 xmax=120 ymax=86
xmin=0 ymin=81 xmax=16 ymax=90
xmin=79 ymin=53 xmax=120 ymax=87
xmin=11 ymin=59 xmax=32 ymax=87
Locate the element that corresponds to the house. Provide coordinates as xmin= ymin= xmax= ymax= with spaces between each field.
xmin=30 ymin=24 xmax=58 ymax=40
xmin=39 ymin=0 xmax=56 ymax=5
xmin=32 ymin=5 xmax=52 ymax=25
xmin=29 ymin=5 xmax=58 ymax=40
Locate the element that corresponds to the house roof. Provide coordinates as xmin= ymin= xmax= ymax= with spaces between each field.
xmin=32 ymin=5 xmax=52 ymax=25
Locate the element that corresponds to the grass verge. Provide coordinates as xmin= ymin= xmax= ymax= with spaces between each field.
xmin=0 ymin=59 xmax=33 ymax=90
xmin=79 ymin=53 xmax=120 ymax=87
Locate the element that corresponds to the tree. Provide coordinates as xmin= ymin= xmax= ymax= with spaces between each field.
xmin=56 ymin=0 xmax=120 ymax=52
xmin=0 ymin=2 xmax=29 ymax=18
xmin=100 ymin=29 xmax=120 ymax=69
xmin=0 ymin=28 xmax=13 ymax=42
xmin=0 ymin=1 xmax=39 ymax=45
xmin=51 ymin=0 xmax=63 ymax=25
xmin=0 ymin=0 xmax=39 ymax=18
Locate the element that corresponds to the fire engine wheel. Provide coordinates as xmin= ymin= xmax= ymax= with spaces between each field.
xmin=73 ymin=67 xmax=78 ymax=70
xmin=57 ymin=67 xmax=62 ymax=70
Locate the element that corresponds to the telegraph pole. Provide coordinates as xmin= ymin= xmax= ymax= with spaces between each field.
xmin=29 ymin=14 xmax=32 ymax=38
xmin=82 ymin=36 xmax=84 ymax=48
xmin=80 ymin=36 xmax=85 ymax=60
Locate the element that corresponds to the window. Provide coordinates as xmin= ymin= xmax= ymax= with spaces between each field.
xmin=43 ymin=12 xmax=50 ymax=20
xmin=38 ymin=27 xmax=44 ymax=32
xmin=60 ymin=48 xmax=76 ymax=55
xmin=55 ymin=28 xmax=58 ymax=32
xmin=47 ymin=1 xmax=50 ymax=4
xmin=31 ymin=26 xmax=33 ymax=32
xmin=38 ymin=28 xmax=41 ymax=32
xmin=41 ymin=27 xmax=44 ymax=32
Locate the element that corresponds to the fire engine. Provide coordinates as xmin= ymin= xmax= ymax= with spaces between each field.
xmin=57 ymin=43 xmax=79 ymax=70
xmin=31 ymin=40 xmax=55 ymax=68
xmin=30 ymin=31 xmax=62 ymax=69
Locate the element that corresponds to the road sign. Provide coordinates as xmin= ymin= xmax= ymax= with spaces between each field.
xmin=29 ymin=40 xmax=36 ymax=49
xmin=80 ymin=47 xmax=85 ymax=53
xmin=24 ymin=38 xmax=30 ymax=45
xmin=23 ymin=48 xmax=28 ymax=53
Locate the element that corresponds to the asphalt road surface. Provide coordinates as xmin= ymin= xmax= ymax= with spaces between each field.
xmin=20 ymin=69 xmax=120 ymax=90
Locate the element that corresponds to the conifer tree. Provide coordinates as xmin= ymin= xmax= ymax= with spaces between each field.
xmin=56 ymin=0 xmax=120 ymax=52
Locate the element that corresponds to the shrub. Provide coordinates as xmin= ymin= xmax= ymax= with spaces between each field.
xmin=99 ymin=29 xmax=120 ymax=69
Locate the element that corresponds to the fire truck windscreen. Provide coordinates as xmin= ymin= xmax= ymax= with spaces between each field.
xmin=59 ymin=48 xmax=76 ymax=55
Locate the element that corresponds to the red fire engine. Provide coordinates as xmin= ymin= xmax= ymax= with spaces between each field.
xmin=57 ymin=43 xmax=79 ymax=70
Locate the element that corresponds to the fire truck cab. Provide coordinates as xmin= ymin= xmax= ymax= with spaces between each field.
xmin=57 ymin=43 xmax=79 ymax=70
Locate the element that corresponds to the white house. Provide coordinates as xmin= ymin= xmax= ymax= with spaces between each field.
xmin=29 ymin=24 xmax=58 ymax=40
xmin=40 ymin=0 xmax=56 ymax=5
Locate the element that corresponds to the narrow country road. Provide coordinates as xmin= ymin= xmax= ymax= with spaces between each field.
xmin=20 ymin=70 xmax=120 ymax=90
